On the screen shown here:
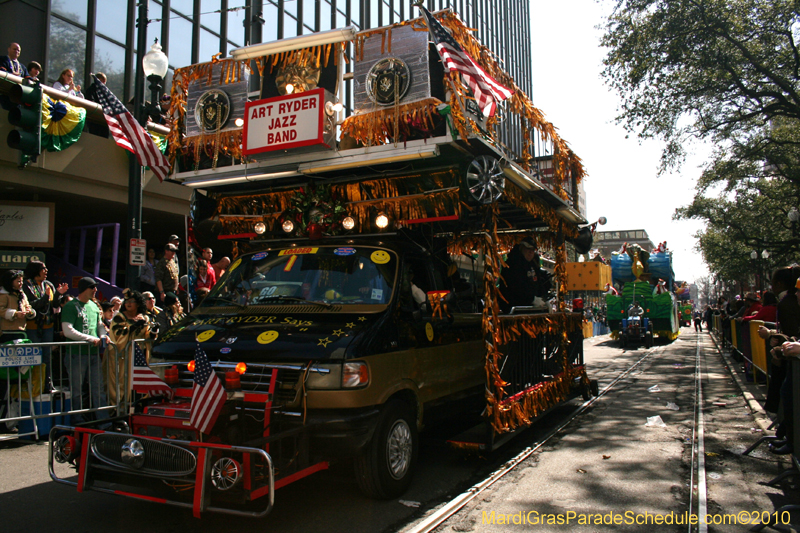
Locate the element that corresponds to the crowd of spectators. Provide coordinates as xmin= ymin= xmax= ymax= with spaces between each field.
xmin=0 ymin=233 xmax=228 ymax=433
xmin=707 ymin=266 xmax=800 ymax=456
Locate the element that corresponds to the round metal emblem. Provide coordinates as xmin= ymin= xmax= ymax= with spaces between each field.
xmin=366 ymin=58 xmax=411 ymax=106
xmin=121 ymin=438 xmax=145 ymax=469
xmin=194 ymin=89 xmax=232 ymax=132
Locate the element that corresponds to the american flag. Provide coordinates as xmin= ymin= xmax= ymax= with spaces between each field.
xmin=418 ymin=6 xmax=513 ymax=118
xmin=131 ymin=343 xmax=173 ymax=399
xmin=85 ymin=75 xmax=170 ymax=182
xmin=189 ymin=342 xmax=226 ymax=434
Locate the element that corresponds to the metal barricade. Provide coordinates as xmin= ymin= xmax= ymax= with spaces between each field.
xmin=0 ymin=339 xmax=132 ymax=441
xmin=748 ymin=320 xmax=769 ymax=384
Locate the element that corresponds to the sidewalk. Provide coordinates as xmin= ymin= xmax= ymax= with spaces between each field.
xmin=427 ymin=330 xmax=798 ymax=532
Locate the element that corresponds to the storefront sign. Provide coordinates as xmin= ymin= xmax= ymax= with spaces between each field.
xmin=0 ymin=201 xmax=55 ymax=247
xmin=243 ymin=88 xmax=328 ymax=155
xmin=0 ymin=345 xmax=42 ymax=367
xmin=0 ymin=250 xmax=46 ymax=270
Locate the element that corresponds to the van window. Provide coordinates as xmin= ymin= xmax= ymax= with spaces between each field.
xmin=206 ymin=247 xmax=397 ymax=306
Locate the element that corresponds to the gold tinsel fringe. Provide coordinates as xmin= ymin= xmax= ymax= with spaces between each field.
xmin=216 ymin=169 xmax=462 ymax=236
xmin=341 ymin=98 xmax=443 ymax=146
xmin=486 ymin=367 xmax=588 ymax=432
xmin=504 ymin=181 xmax=578 ymax=238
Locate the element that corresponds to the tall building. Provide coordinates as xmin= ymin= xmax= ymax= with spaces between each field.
xmin=0 ymin=0 xmax=536 ymax=285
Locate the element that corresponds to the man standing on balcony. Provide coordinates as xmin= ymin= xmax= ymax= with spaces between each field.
xmin=0 ymin=43 xmax=28 ymax=77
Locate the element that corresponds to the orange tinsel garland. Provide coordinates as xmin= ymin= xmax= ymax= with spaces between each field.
xmin=424 ymin=11 xmax=587 ymax=191
xmin=341 ymin=98 xmax=443 ymax=147
xmin=503 ymin=181 xmax=578 ymax=238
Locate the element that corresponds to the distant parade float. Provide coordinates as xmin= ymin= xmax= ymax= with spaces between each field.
xmin=605 ymin=242 xmax=680 ymax=343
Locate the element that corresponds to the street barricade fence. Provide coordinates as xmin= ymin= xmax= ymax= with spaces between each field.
xmin=0 ymin=339 xmax=136 ymax=441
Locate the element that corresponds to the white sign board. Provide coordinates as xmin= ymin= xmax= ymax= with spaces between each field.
xmin=0 ymin=345 xmax=42 ymax=367
xmin=243 ymin=88 xmax=327 ymax=155
xmin=0 ymin=201 xmax=55 ymax=247
xmin=129 ymin=238 xmax=146 ymax=266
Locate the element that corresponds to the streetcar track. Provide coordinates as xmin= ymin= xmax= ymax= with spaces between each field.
xmin=689 ymin=332 xmax=708 ymax=533
xmin=403 ymin=337 xmax=668 ymax=533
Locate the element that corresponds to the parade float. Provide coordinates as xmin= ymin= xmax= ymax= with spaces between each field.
xmin=605 ymin=243 xmax=680 ymax=343
xmin=49 ymin=7 xmax=597 ymax=517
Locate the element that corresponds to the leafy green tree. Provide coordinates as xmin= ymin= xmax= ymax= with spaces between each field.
xmin=676 ymin=177 xmax=797 ymax=285
xmin=601 ymin=0 xmax=800 ymax=173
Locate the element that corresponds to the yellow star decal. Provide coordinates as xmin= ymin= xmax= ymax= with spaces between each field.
xmin=318 ymin=337 xmax=332 ymax=347
xmin=332 ymin=329 xmax=345 ymax=337
xmin=358 ymin=316 xmax=367 ymax=322
xmin=345 ymin=322 xmax=356 ymax=329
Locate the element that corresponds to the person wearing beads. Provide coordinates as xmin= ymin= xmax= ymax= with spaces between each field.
xmin=22 ymin=260 xmax=69 ymax=391
xmin=0 ymin=43 xmax=28 ymax=77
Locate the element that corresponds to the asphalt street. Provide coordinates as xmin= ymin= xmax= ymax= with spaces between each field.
xmin=1 ymin=328 xmax=793 ymax=532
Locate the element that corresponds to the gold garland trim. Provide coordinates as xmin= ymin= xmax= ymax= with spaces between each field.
xmin=503 ymin=180 xmax=578 ymax=238
xmin=420 ymin=11 xmax=586 ymax=190
xmin=216 ymin=169 xmax=462 ymax=235
xmin=486 ymin=366 xmax=588 ymax=431
xmin=341 ymin=98 xmax=443 ymax=147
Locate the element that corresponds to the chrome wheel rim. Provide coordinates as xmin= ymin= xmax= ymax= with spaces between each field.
xmin=211 ymin=457 xmax=241 ymax=490
xmin=386 ymin=419 xmax=412 ymax=480
xmin=466 ymin=156 xmax=504 ymax=204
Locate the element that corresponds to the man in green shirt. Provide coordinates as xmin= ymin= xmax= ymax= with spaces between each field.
xmin=62 ymin=277 xmax=109 ymax=423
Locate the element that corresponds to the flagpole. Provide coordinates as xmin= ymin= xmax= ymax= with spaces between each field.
xmin=125 ymin=0 xmax=149 ymax=290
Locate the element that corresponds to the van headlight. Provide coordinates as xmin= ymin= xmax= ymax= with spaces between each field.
xmin=342 ymin=362 xmax=369 ymax=388
xmin=304 ymin=362 xmax=369 ymax=389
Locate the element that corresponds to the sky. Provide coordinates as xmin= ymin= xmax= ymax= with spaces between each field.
xmin=527 ymin=1 xmax=711 ymax=284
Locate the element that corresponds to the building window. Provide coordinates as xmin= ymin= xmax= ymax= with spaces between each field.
xmin=96 ymin=0 xmax=129 ymax=44
xmin=171 ymin=0 xmax=194 ymax=16
xmin=94 ymin=36 xmax=127 ymax=98
xmin=53 ymin=0 xmax=89 ymax=26
xmin=169 ymin=15 xmax=194 ymax=69
xmin=48 ymin=18 xmax=87 ymax=87
xmin=147 ymin=0 xmax=163 ymax=49
xmin=199 ymin=29 xmax=221 ymax=63
xmin=227 ymin=1 xmax=247 ymax=47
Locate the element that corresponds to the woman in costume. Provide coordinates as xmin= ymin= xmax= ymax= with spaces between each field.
xmin=105 ymin=289 xmax=158 ymax=406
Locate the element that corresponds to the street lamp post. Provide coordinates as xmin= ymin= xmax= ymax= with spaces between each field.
xmin=124 ymin=1 xmax=169 ymax=289
xmin=750 ymin=250 xmax=758 ymax=292
xmin=761 ymin=249 xmax=770 ymax=293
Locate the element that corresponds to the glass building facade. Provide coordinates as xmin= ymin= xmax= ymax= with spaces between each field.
xmin=39 ymin=0 xmax=531 ymax=109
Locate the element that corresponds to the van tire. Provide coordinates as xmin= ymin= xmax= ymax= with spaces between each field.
xmin=355 ymin=399 xmax=418 ymax=499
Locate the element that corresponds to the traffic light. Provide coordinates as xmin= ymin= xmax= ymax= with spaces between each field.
xmin=7 ymin=81 xmax=42 ymax=167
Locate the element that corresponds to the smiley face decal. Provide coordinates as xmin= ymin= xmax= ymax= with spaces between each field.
xmin=257 ymin=330 xmax=279 ymax=344
xmin=425 ymin=322 xmax=434 ymax=341
xmin=197 ymin=330 xmax=216 ymax=343
xmin=370 ymin=250 xmax=391 ymax=264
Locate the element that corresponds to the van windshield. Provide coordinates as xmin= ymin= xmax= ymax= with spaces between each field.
xmin=205 ymin=246 xmax=397 ymax=307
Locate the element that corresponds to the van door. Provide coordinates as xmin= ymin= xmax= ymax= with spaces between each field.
xmin=395 ymin=256 xmax=483 ymax=406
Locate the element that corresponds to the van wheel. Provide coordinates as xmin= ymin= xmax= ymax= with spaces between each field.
xmin=355 ymin=400 xmax=418 ymax=499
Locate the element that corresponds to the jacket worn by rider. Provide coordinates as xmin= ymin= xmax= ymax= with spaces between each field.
xmin=499 ymin=247 xmax=551 ymax=313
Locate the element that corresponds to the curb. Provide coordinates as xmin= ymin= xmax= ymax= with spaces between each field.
xmin=708 ymin=331 xmax=774 ymax=434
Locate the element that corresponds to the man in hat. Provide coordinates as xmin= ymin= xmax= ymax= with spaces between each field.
xmin=61 ymin=277 xmax=109 ymax=423
xmin=499 ymin=237 xmax=552 ymax=313
xmin=734 ymin=292 xmax=762 ymax=322
xmin=168 ymin=234 xmax=181 ymax=276
xmin=155 ymin=243 xmax=180 ymax=303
